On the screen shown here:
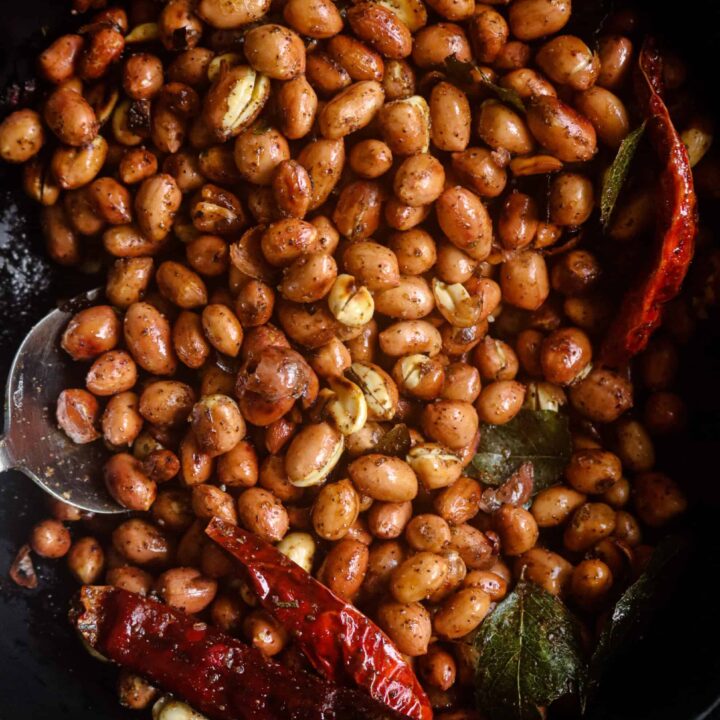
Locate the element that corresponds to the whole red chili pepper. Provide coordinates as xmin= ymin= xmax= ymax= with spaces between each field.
xmin=71 ymin=585 xmax=411 ymax=720
xmin=205 ymin=517 xmax=433 ymax=720
xmin=599 ymin=37 xmax=698 ymax=367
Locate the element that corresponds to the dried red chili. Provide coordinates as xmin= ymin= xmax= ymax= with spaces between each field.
xmin=72 ymin=585 xmax=410 ymax=720
xmin=205 ymin=517 xmax=432 ymax=720
xmin=600 ymin=37 xmax=698 ymax=367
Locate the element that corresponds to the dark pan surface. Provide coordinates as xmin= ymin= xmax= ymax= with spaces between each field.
xmin=1 ymin=2 xmax=720 ymax=719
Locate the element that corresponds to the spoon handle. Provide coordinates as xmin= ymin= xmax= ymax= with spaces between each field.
xmin=0 ymin=435 xmax=14 ymax=473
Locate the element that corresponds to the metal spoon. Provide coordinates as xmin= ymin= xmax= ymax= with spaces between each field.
xmin=0 ymin=289 xmax=124 ymax=514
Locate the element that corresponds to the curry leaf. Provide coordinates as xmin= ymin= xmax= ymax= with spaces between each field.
xmin=600 ymin=122 xmax=646 ymax=228
xmin=474 ymin=581 xmax=586 ymax=720
xmin=371 ymin=423 xmax=411 ymax=458
xmin=444 ymin=54 xmax=526 ymax=113
xmin=584 ymin=534 xmax=690 ymax=706
xmin=469 ymin=409 xmax=571 ymax=493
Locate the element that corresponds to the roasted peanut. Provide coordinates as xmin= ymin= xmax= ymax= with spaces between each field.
xmin=285 ymin=422 xmax=344 ymax=487
xmin=0 ymin=109 xmax=45 ymax=163
xmin=102 ymin=392 xmax=143 ymax=447
xmin=202 ymin=304 xmax=244 ymax=356
xmin=155 ymin=568 xmax=217 ymax=614
xmin=527 ymin=96 xmax=597 ymax=162
xmin=244 ymin=24 xmax=305 ymax=80
xmin=277 ymin=76 xmax=318 ymax=140
xmin=67 ymin=537 xmax=105 ymax=584
xmin=536 ymin=35 xmax=600 ymax=91
xmin=377 ymin=601 xmax=431 ymax=656
xmin=31 ymin=519 xmax=71 ymax=559
xmin=135 ymin=174 xmax=182 ymax=241
xmin=391 ymin=552 xmax=448 ymax=603
xmin=418 ymin=645 xmax=457 ymax=692
xmin=321 ymin=539 xmax=369 ymax=600
xmin=124 ymin=302 xmax=177 ymax=375
xmin=203 ymin=65 xmax=270 ymax=141
xmin=569 ymin=368 xmax=633 ymax=423
xmin=368 ymin=501 xmax=413 ymax=539
xmin=574 ymin=86 xmax=630 ymax=148
xmin=347 ymin=3 xmax=413 ymax=59
xmin=312 ymin=479 xmax=360 ymax=541
xmin=277 ymin=532 xmax=316 ymax=573
xmin=508 ymin=0 xmax=571 ymax=41
xmin=190 ymin=394 xmax=245 ymax=456
xmin=476 ymin=100 xmax=534 ymax=155
xmin=349 ymin=454 xmax=418 ymax=502
xmin=413 ymin=23 xmax=471 ymax=67
xmin=379 ymin=95 xmax=430 ymax=156
xmin=452 ymin=147 xmax=507 ymax=198
xmin=52 ymin=135 xmax=108 ymax=190
xmin=474 ymin=336 xmax=519 ymax=381
xmin=394 ymin=153 xmax=445 ymax=207
xmin=436 ymin=186 xmax=493 ymax=261
xmin=112 ymin=519 xmax=171 ymax=566
xmin=531 ymin=486 xmax=586 ymax=527
xmin=406 ymin=514 xmax=452 ymax=553
xmin=598 ymin=34 xmax=634 ymax=89
xmin=62 ymin=306 xmax=121 ymax=361
xmin=433 ymin=587 xmax=490 ymax=639
xmin=434 ymin=477 xmax=483 ymax=525
xmin=380 ymin=320 xmax=443 ymax=357
xmin=333 ymin=180 xmax=383 ymax=240
xmin=422 ymin=400 xmax=478 ymax=450
xmin=406 ymin=443 xmax=463 ymax=490
xmin=38 ymin=34 xmax=84 ymax=85
xmin=78 ymin=26 xmax=125 ymax=81
xmin=44 ymin=88 xmax=98 ymax=146
xmin=500 ymin=251 xmax=549 ymax=311
xmin=119 ymin=147 xmax=158 ymax=185
xmin=319 ymin=80 xmax=385 ymax=139
xmin=283 ymin=0 xmax=343 ymax=38
xmin=237 ymin=488 xmax=289 ymax=543
xmin=232 ymin=127 xmax=289 ymax=188
xmin=469 ymin=5 xmax=508 ymax=62
xmin=564 ymin=502 xmax=617 ymax=552
xmin=514 ymin=547 xmax=572 ymax=596
xmin=104 ymin=453 xmax=157 ymax=511
xmin=86 ymin=350 xmax=137 ymax=396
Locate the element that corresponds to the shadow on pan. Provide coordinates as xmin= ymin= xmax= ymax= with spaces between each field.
xmin=1 ymin=1 xmax=719 ymax=718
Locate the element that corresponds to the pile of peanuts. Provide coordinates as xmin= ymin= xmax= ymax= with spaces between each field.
xmin=0 ymin=0 xmax=698 ymax=716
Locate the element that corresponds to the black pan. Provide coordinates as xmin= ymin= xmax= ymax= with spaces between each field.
xmin=1 ymin=2 xmax=720 ymax=718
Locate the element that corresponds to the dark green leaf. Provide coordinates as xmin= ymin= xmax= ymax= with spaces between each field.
xmin=371 ymin=423 xmax=411 ymax=458
xmin=469 ymin=409 xmax=571 ymax=493
xmin=600 ymin=122 xmax=646 ymax=228
xmin=584 ymin=534 xmax=690 ymax=706
xmin=443 ymin=53 xmax=475 ymax=83
xmin=474 ymin=581 xmax=586 ymax=720
xmin=444 ymin=55 xmax=525 ymax=113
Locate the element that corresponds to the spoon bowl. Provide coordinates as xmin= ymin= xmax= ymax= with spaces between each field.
xmin=0 ymin=289 xmax=124 ymax=514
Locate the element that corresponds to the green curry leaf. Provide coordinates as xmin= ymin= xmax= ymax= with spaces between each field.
xmin=584 ymin=534 xmax=690 ymax=707
xmin=474 ymin=581 xmax=586 ymax=720
xmin=371 ymin=423 xmax=411 ymax=458
xmin=444 ymin=54 xmax=526 ymax=113
xmin=600 ymin=122 xmax=647 ymax=228
xmin=469 ymin=409 xmax=571 ymax=493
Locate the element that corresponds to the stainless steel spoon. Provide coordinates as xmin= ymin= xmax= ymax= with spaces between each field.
xmin=0 ymin=289 xmax=124 ymax=514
